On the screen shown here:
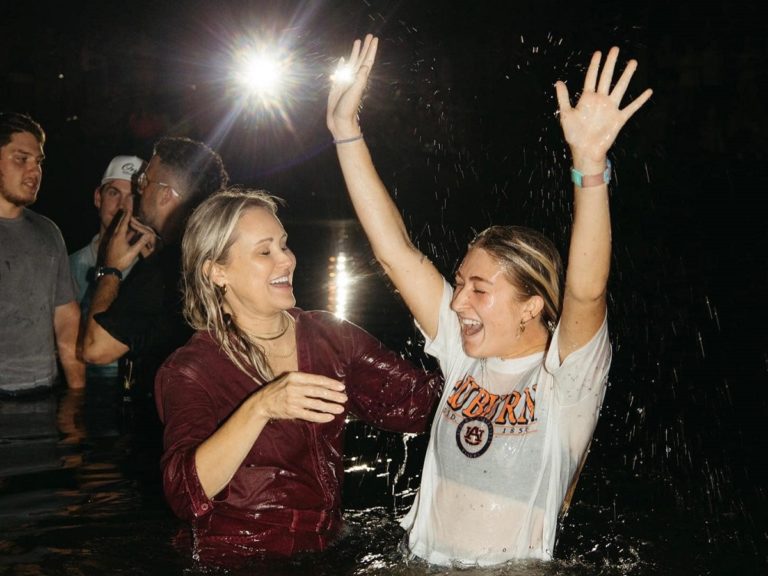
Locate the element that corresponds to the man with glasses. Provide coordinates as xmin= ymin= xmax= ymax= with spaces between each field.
xmin=69 ymin=155 xmax=145 ymax=379
xmin=82 ymin=137 xmax=228 ymax=397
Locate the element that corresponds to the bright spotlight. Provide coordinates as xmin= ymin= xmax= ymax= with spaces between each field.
xmin=235 ymin=50 xmax=285 ymax=96
xmin=223 ymin=34 xmax=310 ymax=124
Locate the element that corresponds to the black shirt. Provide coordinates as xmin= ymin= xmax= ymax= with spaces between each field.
xmin=94 ymin=244 xmax=191 ymax=391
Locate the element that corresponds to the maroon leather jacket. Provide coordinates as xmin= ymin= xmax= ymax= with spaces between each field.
xmin=155 ymin=309 xmax=441 ymax=563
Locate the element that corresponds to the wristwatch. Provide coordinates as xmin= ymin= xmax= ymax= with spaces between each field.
xmin=94 ymin=266 xmax=123 ymax=281
xmin=570 ymin=159 xmax=612 ymax=188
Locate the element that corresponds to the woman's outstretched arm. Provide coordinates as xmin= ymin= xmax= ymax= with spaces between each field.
xmin=555 ymin=47 xmax=652 ymax=361
xmin=328 ymin=35 xmax=444 ymax=340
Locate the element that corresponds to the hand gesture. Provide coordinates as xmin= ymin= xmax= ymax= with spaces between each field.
xmin=101 ymin=195 xmax=156 ymax=270
xmin=327 ymin=34 xmax=378 ymax=140
xmin=555 ymin=47 xmax=652 ymax=165
xmin=255 ymin=371 xmax=347 ymax=424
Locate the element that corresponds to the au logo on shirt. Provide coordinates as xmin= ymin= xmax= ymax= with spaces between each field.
xmin=456 ymin=416 xmax=493 ymax=458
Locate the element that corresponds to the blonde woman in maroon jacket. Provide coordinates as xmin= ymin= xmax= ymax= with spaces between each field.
xmin=154 ymin=187 xmax=441 ymax=565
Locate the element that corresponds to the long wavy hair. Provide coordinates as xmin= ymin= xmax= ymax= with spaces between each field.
xmin=182 ymin=187 xmax=283 ymax=381
xmin=469 ymin=225 xmax=563 ymax=331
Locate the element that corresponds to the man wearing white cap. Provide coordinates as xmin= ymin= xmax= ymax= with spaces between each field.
xmin=69 ymin=155 xmax=145 ymax=378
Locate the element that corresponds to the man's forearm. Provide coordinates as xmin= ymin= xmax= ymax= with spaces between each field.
xmin=88 ymin=275 xmax=120 ymax=316
xmin=82 ymin=276 xmax=129 ymax=364
xmin=54 ymin=301 xmax=86 ymax=389
xmin=60 ymin=347 xmax=86 ymax=389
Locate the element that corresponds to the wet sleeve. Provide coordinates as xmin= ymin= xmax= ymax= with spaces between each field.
xmin=68 ymin=246 xmax=93 ymax=306
xmin=52 ymin=226 xmax=76 ymax=306
xmin=420 ymin=279 xmax=465 ymax=378
xmin=544 ymin=315 xmax=612 ymax=469
xmin=341 ymin=320 xmax=443 ymax=434
xmin=155 ymin=361 xmax=218 ymax=521
xmin=68 ymin=252 xmax=84 ymax=305
xmin=544 ymin=314 xmax=612 ymax=407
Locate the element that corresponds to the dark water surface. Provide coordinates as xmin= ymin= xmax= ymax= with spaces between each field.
xmin=1 ymin=221 xmax=766 ymax=576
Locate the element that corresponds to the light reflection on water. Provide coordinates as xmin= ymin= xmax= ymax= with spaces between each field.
xmin=328 ymin=252 xmax=352 ymax=319
xmin=323 ymin=219 xmax=358 ymax=320
xmin=0 ymin=221 xmax=765 ymax=576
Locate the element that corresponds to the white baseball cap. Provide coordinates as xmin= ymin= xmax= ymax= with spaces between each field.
xmin=101 ymin=155 xmax=145 ymax=184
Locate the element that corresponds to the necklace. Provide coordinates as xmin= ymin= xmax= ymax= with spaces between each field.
xmin=264 ymin=318 xmax=296 ymax=359
xmin=266 ymin=340 xmax=297 ymax=359
xmin=247 ymin=311 xmax=291 ymax=341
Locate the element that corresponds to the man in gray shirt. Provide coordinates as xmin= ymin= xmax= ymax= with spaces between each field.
xmin=0 ymin=112 xmax=85 ymax=394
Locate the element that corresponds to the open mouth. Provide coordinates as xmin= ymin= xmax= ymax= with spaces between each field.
xmin=460 ymin=317 xmax=483 ymax=337
xmin=269 ymin=275 xmax=292 ymax=288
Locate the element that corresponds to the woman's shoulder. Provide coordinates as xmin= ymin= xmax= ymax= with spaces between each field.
xmin=160 ymin=331 xmax=225 ymax=374
xmin=293 ymin=308 xmax=354 ymax=332
xmin=293 ymin=309 xmax=375 ymax=354
xmin=156 ymin=332 xmax=256 ymax=407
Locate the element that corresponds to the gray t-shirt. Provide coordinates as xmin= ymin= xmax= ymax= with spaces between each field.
xmin=0 ymin=209 xmax=76 ymax=393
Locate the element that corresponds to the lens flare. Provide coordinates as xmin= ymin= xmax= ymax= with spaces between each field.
xmin=234 ymin=49 xmax=285 ymax=96
xmin=331 ymin=64 xmax=354 ymax=85
xmin=210 ymin=31 xmax=336 ymax=162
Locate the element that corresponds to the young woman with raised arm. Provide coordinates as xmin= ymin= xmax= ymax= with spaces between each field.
xmin=328 ymin=35 xmax=652 ymax=565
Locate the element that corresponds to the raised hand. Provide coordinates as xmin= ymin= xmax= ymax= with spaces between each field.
xmin=555 ymin=47 xmax=652 ymax=165
xmin=255 ymin=371 xmax=347 ymax=423
xmin=327 ymin=34 xmax=378 ymax=140
xmin=102 ymin=195 xmax=156 ymax=270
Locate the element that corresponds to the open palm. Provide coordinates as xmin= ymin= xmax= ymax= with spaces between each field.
xmin=327 ymin=34 xmax=378 ymax=138
xmin=556 ymin=47 xmax=652 ymax=162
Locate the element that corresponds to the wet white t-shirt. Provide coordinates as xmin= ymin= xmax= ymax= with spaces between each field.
xmin=401 ymin=280 xmax=611 ymax=566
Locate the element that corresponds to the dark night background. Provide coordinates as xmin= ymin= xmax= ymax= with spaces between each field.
xmin=3 ymin=0 xmax=765 ymax=230
xmin=2 ymin=0 xmax=767 ymax=574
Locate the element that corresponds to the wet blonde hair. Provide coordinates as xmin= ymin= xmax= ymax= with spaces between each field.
xmin=182 ymin=187 xmax=283 ymax=381
xmin=469 ymin=225 xmax=563 ymax=331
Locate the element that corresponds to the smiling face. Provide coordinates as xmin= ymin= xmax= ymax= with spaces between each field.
xmin=212 ymin=207 xmax=297 ymax=326
xmin=451 ymin=247 xmax=538 ymax=359
xmin=0 ymin=132 xmax=44 ymax=217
